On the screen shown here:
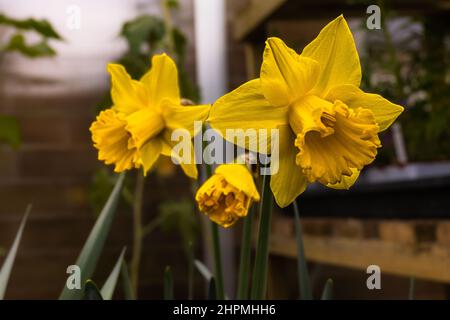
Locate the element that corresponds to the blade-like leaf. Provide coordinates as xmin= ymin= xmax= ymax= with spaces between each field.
xmin=0 ymin=205 xmax=31 ymax=299
xmin=164 ymin=266 xmax=174 ymax=300
xmin=101 ymin=247 xmax=126 ymax=300
xmin=293 ymin=201 xmax=312 ymax=300
xmin=84 ymin=280 xmax=103 ymax=300
xmin=320 ymin=278 xmax=334 ymax=300
xmin=59 ymin=173 xmax=125 ymax=300
xmin=194 ymin=259 xmax=212 ymax=281
xmin=208 ymin=277 xmax=216 ymax=300
xmin=120 ymin=261 xmax=135 ymax=300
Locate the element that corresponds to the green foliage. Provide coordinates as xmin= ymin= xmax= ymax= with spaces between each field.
xmin=4 ymin=33 xmax=56 ymax=58
xmin=59 ymin=173 xmax=125 ymax=300
xmin=89 ymin=168 xmax=133 ymax=216
xmin=0 ymin=12 xmax=62 ymax=58
xmin=0 ymin=205 xmax=31 ymax=299
xmin=0 ymin=115 xmax=20 ymax=148
xmin=158 ymin=198 xmax=199 ymax=253
xmin=97 ymin=9 xmax=200 ymax=111
xmin=101 ymin=248 xmax=126 ymax=300
xmin=359 ymin=12 xmax=450 ymax=162
xmin=0 ymin=13 xmax=61 ymax=39
xmin=320 ymin=279 xmax=334 ymax=300
xmin=164 ymin=266 xmax=174 ymax=300
xmin=84 ymin=280 xmax=103 ymax=300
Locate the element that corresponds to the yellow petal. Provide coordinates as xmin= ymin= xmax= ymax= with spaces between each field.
xmin=326 ymin=84 xmax=404 ymax=132
xmin=215 ymin=164 xmax=260 ymax=201
xmin=160 ymin=129 xmax=198 ymax=179
xmin=261 ymin=37 xmax=320 ymax=106
xmin=301 ymin=15 xmax=361 ymax=97
xmin=209 ymin=79 xmax=288 ymax=153
xmin=327 ymin=167 xmax=360 ymax=189
xmin=125 ymin=107 xmax=165 ymax=149
xmin=90 ymin=109 xmax=141 ymax=172
xmin=140 ymin=53 xmax=180 ymax=109
xmin=140 ymin=138 xmax=162 ymax=175
xmin=295 ymin=101 xmax=380 ymax=185
xmin=270 ymin=124 xmax=308 ymax=208
xmin=163 ymin=102 xmax=210 ymax=136
xmin=107 ymin=64 xmax=147 ymax=114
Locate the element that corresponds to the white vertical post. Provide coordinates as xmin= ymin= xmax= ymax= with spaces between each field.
xmin=194 ymin=0 xmax=227 ymax=103
xmin=194 ymin=0 xmax=235 ymax=298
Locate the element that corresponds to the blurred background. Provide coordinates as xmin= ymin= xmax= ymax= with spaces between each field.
xmin=0 ymin=0 xmax=449 ymax=299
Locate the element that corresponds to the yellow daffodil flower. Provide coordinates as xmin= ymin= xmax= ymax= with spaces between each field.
xmin=196 ymin=164 xmax=260 ymax=227
xmin=90 ymin=54 xmax=210 ymax=178
xmin=209 ymin=15 xmax=403 ymax=208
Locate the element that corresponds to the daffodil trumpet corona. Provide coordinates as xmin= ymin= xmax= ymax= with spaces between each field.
xmin=196 ymin=164 xmax=260 ymax=228
xmin=90 ymin=54 xmax=210 ymax=179
xmin=208 ymin=15 xmax=403 ymax=208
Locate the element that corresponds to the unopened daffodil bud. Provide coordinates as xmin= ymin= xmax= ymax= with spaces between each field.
xmin=196 ymin=164 xmax=260 ymax=228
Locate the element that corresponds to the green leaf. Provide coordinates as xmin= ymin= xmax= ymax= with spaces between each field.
xmin=293 ymin=200 xmax=312 ymax=300
xmin=320 ymin=278 xmax=334 ymax=300
xmin=59 ymin=173 xmax=125 ymax=300
xmin=84 ymin=280 xmax=103 ymax=300
xmin=120 ymin=261 xmax=135 ymax=300
xmin=164 ymin=266 xmax=174 ymax=300
xmin=0 ymin=14 xmax=62 ymax=39
xmin=236 ymin=207 xmax=254 ymax=300
xmin=194 ymin=259 xmax=212 ymax=281
xmin=120 ymin=15 xmax=165 ymax=55
xmin=0 ymin=205 xmax=31 ymax=299
xmin=0 ymin=115 xmax=20 ymax=148
xmin=100 ymin=247 xmax=126 ymax=300
xmin=3 ymin=34 xmax=56 ymax=58
xmin=208 ymin=277 xmax=216 ymax=300
xmin=250 ymin=174 xmax=273 ymax=299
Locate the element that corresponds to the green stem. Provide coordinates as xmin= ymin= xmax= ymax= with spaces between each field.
xmin=211 ymin=222 xmax=225 ymax=299
xmin=237 ymin=205 xmax=254 ymax=299
xmin=293 ymin=200 xmax=312 ymax=300
xmin=202 ymin=129 xmax=225 ymax=299
xmin=130 ymin=173 xmax=144 ymax=298
xmin=161 ymin=0 xmax=175 ymax=57
xmin=250 ymin=174 xmax=273 ymax=299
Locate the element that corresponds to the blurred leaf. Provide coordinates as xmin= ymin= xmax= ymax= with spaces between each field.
xmin=0 ymin=115 xmax=20 ymax=148
xmin=120 ymin=15 xmax=165 ymax=55
xmin=3 ymin=33 xmax=56 ymax=58
xmin=84 ymin=280 xmax=103 ymax=300
xmin=101 ymin=248 xmax=126 ymax=300
xmin=0 ymin=13 xmax=62 ymax=39
xmin=293 ymin=201 xmax=312 ymax=300
xmin=208 ymin=277 xmax=216 ymax=300
xmin=165 ymin=0 xmax=179 ymax=9
xmin=320 ymin=279 xmax=333 ymax=300
xmin=158 ymin=198 xmax=198 ymax=251
xmin=120 ymin=260 xmax=135 ymax=300
xmin=59 ymin=173 xmax=125 ymax=300
xmin=0 ymin=205 xmax=31 ymax=299
xmin=164 ymin=266 xmax=174 ymax=300
xmin=194 ymin=259 xmax=212 ymax=281
xmin=89 ymin=169 xmax=133 ymax=216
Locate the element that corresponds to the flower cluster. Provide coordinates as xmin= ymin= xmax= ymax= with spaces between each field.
xmin=90 ymin=16 xmax=403 ymax=227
